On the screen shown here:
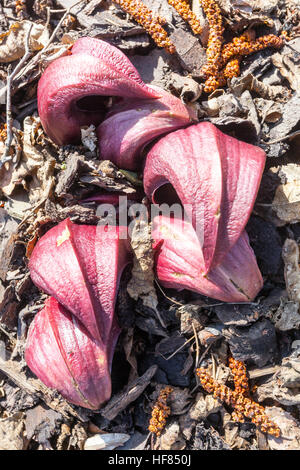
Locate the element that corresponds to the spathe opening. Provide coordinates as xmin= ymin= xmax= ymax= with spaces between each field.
xmin=75 ymin=95 xmax=109 ymax=113
xmin=152 ymin=183 xmax=197 ymax=226
xmin=153 ymin=183 xmax=182 ymax=207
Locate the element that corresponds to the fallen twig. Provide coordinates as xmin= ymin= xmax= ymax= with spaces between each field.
xmin=192 ymin=321 xmax=200 ymax=368
xmin=0 ymin=0 xmax=86 ymax=105
xmin=190 ymin=342 xmax=215 ymax=394
xmin=41 ymin=0 xmax=85 ymax=54
xmin=0 ymin=357 xmax=89 ymax=422
xmin=100 ymin=365 xmax=158 ymax=421
xmin=248 ymin=366 xmax=279 ymax=379
xmin=211 ymin=352 xmax=217 ymax=379
xmin=264 ymin=130 xmax=300 ymax=145
xmin=16 ymin=0 xmax=84 ymax=79
xmin=163 ymin=335 xmax=195 ymax=361
xmin=154 ymin=279 xmax=186 ymax=306
xmin=0 ymin=324 xmax=17 ymax=345
xmin=0 ymin=24 xmax=33 ymax=168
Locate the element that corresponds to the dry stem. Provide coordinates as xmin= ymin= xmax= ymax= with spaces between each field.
xmin=0 ymin=24 xmax=33 ymax=168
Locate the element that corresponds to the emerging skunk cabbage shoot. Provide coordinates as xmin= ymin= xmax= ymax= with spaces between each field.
xmin=26 ymin=219 xmax=131 ymax=409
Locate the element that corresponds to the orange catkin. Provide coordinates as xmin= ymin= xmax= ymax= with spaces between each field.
xmin=199 ymin=0 xmax=287 ymax=92
xmin=0 ymin=123 xmax=7 ymax=142
xmin=228 ymin=357 xmax=250 ymax=396
xmin=200 ymin=1 xmax=224 ymax=64
xmin=148 ymin=386 xmax=173 ymax=436
xmin=112 ymin=0 xmax=176 ymax=53
xmin=223 ymin=58 xmax=240 ymax=79
xmin=168 ymin=0 xmax=203 ymax=35
xmin=196 ymin=362 xmax=280 ymax=437
xmin=15 ymin=0 xmax=27 ymax=17
xmin=220 ymin=34 xmax=284 ymax=68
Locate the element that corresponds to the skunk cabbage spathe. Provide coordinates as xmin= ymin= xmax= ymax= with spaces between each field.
xmin=37 ymin=36 xmax=159 ymax=145
xmin=28 ymin=218 xmax=130 ymax=345
xmin=25 ymin=297 xmax=113 ymax=409
xmin=26 ymin=219 xmax=131 ymax=409
xmin=152 ymin=216 xmax=263 ymax=302
xmin=97 ymin=85 xmax=198 ymax=170
xmin=144 ymin=122 xmax=266 ymax=274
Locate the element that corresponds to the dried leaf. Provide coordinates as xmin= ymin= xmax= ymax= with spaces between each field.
xmin=0 ymin=412 xmax=27 ymax=450
xmin=5 ymin=194 xmax=33 ymax=221
xmin=56 ymin=423 xmax=71 ymax=450
xmin=201 ymin=102 xmax=218 ymax=119
xmin=214 ymin=303 xmax=261 ymax=326
xmin=135 ymin=314 xmax=168 ymax=338
xmin=246 ymin=216 xmax=283 ymax=275
xmin=189 ymin=393 xmax=223 ymax=421
xmin=127 ymin=219 xmax=158 ymax=311
xmin=210 ymin=90 xmax=261 ymax=142
xmin=271 ymin=165 xmax=300 ymax=224
xmin=84 ymin=433 xmax=130 ymax=450
xmin=217 ymin=0 xmax=277 ymax=30
xmin=0 ymin=284 xmax=19 ymax=329
xmin=168 ymin=72 xmax=202 ymax=103
xmin=0 ymin=357 xmax=89 ymax=422
xmin=159 ymin=422 xmax=186 ymax=450
xmin=80 ymin=160 xmax=136 ymax=194
xmin=273 ymin=299 xmax=300 ymax=331
xmin=230 ymin=73 xmax=288 ymax=100
xmin=25 ymin=404 xmax=62 ymax=445
xmin=169 ymin=28 xmax=206 ymax=77
xmin=266 ymin=407 xmax=300 ymax=450
xmin=255 ymin=348 xmax=300 ymax=406
xmin=223 ymin=412 xmax=249 ymax=449
xmin=218 ymin=0 xmax=253 ymax=16
xmin=0 ymin=44 xmax=70 ymax=105
xmin=0 ymin=124 xmax=22 ymax=180
xmin=179 ymin=305 xmax=206 ymax=335
xmin=0 ymin=21 xmax=49 ymax=63
xmin=282 ymin=239 xmax=300 ymax=302
xmin=81 ymin=124 xmax=97 ymax=153
xmin=272 ymin=38 xmax=300 ymax=92
xmin=0 ymin=116 xmax=56 ymax=208
xmin=55 ymin=152 xmax=93 ymax=200
xmin=122 ymin=327 xmax=138 ymax=374
xmin=68 ymin=423 xmax=88 ymax=450
xmin=198 ymin=326 xmax=223 ymax=346
xmin=179 ymin=392 xmax=224 ymax=441
xmin=254 ymin=98 xmax=282 ymax=124
xmin=0 ymin=208 xmax=19 ymax=280
xmin=268 ymin=94 xmax=300 ymax=143
xmin=115 ymin=432 xmax=148 ymax=450
xmin=251 ymin=0 xmax=278 ymax=13
xmin=0 ymin=381 xmax=38 ymax=413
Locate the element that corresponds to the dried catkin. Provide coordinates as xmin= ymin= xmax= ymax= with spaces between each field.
xmin=168 ymin=0 xmax=203 ymax=35
xmin=196 ymin=363 xmax=280 ymax=437
xmin=112 ymin=0 xmax=176 ymax=53
xmin=148 ymin=386 xmax=173 ymax=436
xmin=199 ymin=0 xmax=287 ymax=92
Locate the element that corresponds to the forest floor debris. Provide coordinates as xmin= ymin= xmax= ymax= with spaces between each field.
xmin=0 ymin=0 xmax=300 ymax=450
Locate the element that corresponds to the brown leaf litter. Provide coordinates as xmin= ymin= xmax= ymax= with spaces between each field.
xmin=0 ymin=0 xmax=300 ymax=451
